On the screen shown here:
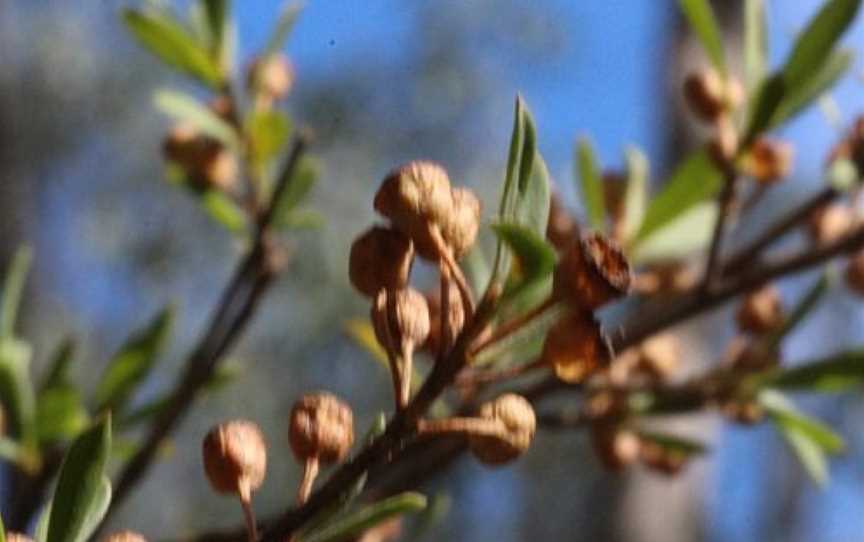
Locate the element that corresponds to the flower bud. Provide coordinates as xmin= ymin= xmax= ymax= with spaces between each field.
xmin=590 ymin=424 xmax=641 ymax=471
xmin=845 ymin=249 xmax=864 ymax=295
xmin=202 ymin=147 xmax=238 ymax=191
xmin=422 ymin=283 xmax=464 ymax=355
xmin=6 ymin=534 xmax=34 ymax=542
xmin=349 ymin=226 xmax=414 ymax=297
xmin=202 ymin=420 xmax=267 ymax=500
xmin=441 ymin=187 xmax=481 ymax=258
xmin=743 ymin=137 xmax=794 ymax=184
xmin=162 ymin=125 xmax=237 ymax=191
xmin=289 ymin=392 xmax=354 ymax=465
xmin=808 ymin=204 xmax=854 ymax=246
xmin=248 ymin=53 xmax=295 ymax=100
xmin=371 ymin=288 xmax=431 ymax=351
xmin=541 ymin=311 xmax=610 ymax=383
xmin=468 ymin=394 xmax=536 ymax=465
xmin=683 ymin=69 xmax=743 ymax=123
xmin=736 ymin=284 xmax=783 ymax=335
xmin=103 ymin=531 xmax=147 ymax=542
xmin=553 ymin=233 xmax=631 ymax=310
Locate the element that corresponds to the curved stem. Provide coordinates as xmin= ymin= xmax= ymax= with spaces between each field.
xmin=297 ymin=457 xmax=320 ymax=505
xmin=438 ymin=263 xmax=453 ymax=362
xmin=429 ymin=225 xmax=475 ymax=317
xmin=400 ymin=339 xmax=414 ymax=408
xmin=470 ymin=297 xmax=557 ymax=355
xmin=238 ymin=483 xmax=258 ymax=542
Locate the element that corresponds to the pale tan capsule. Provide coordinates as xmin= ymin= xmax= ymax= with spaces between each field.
xmin=468 ymin=394 xmax=536 ymax=465
xmin=808 ymin=204 xmax=853 ymax=246
xmin=744 ymin=137 xmax=794 ymax=184
xmin=441 ymin=187 xmax=481 ymax=259
xmin=349 ymin=226 xmax=415 ymax=298
xmin=202 ymin=420 xmax=268 ymax=500
xmin=289 ymin=392 xmax=354 ymax=465
xmin=541 ymin=311 xmax=610 ymax=384
xmin=248 ymin=53 xmax=295 ymax=99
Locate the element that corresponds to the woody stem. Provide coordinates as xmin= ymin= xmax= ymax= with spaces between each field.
xmin=439 ymin=263 xmax=453 ymax=362
xmin=416 ymin=417 xmax=503 ymax=438
xmin=297 ymin=457 xmax=320 ymax=505
xmin=470 ymin=297 xmax=557 ymax=355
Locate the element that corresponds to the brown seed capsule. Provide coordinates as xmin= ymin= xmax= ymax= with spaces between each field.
xmin=441 ymin=187 xmax=481 ymax=259
xmin=736 ymin=285 xmax=784 ymax=335
xmin=349 ymin=226 xmax=415 ymax=298
xmin=546 ymin=194 xmax=579 ymax=251
xmin=162 ymin=125 xmax=236 ymax=192
xmin=468 ymin=394 xmax=536 ymax=465
xmin=422 ymin=282 xmax=464 ymax=355
xmin=590 ymin=424 xmax=641 ymax=471
xmin=6 ymin=534 xmax=34 ymax=542
xmin=289 ymin=392 xmax=354 ymax=465
xmin=744 ymin=137 xmax=794 ymax=184
xmin=248 ymin=53 xmax=295 ymax=100
xmin=162 ymin=123 xmax=203 ymax=166
xmin=808 ymin=204 xmax=854 ymax=246
xmin=103 ymin=530 xmax=148 ymax=542
xmin=683 ymin=69 xmax=743 ymax=123
xmin=541 ymin=311 xmax=610 ymax=383
xmin=203 ymin=420 xmax=267 ymax=501
xmin=845 ymin=249 xmax=864 ymax=295
xmin=553 ymin=233 xmax=631 ymax=310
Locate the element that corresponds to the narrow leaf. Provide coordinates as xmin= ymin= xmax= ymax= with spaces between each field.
xmin=637 ymin=430 xmax=708 ymax=456
xmin=772 ymin=49 xmax=853 ymax=128
xmin=0 ymin=509 xmax=5 ymax=542
xmin=622 ymin=146 xmax=648 ymax=243
xmin=576 ymin=137 xmax=605 ymax=231
xmin=760 ymin=350 xmax=864 ymax=392
xmin=247 ymin=110 xmax=292 ymax=165
xmin=201 ymin=0 xmax=229 ymax=61
xmin=36 ymin=386 xmax=89 ymax=443
xmin=764 ymin=273 xmax=829 ymax=349
xmin=678 ymin=0 xmax=726 ymax=72
xmin=273 ymin=155 xmax=320 ymax=220
xmin=201 ymin=190 xmax=247 ymax=233
xmin=154 ymin=89 xmax=239 ymax=150
xmin=39 ymin=338 xmax=75 ymax=393
xmin=1 ymin=246 xmax=32 ymax=339
xmin=491 ymin=223 xmax=557 ymax=300
xmin=264 ymin=2 xmax=304 ymax=57
xmin=301 ymin=492 xmax=428 ymax=542
xmin=0 ymin=338 xmax=37 ymax=444
xmin=47 ymin=415 xmax=112 ymax=542
xmin=744 ymin=0 xmax=767 ymax=89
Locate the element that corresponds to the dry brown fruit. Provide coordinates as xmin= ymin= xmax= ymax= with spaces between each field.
xmin=103 ymin=531 xmax=148 ymax=542
xmin=744 ymin=137 xmax=794 ymax=184
xmin=590 ymin=424 xmax=641 ymax=471
xmin=289 ymin=392 xmax=355 ymax=464
xmin=845 ymin=249 xmax=864 ymax=295
xmin=202 ymin=420 xmax=268 ymax=500
xmin=808 ymin=204 xmax=854 ymax=246
xmin=736 ymin=284 xmax=784 ymax=335
xmin=541 ymin=311 xmax=611 ymax=383
xmin=422 ymin=282 xmax=464 ymax=355
xmin=468 ymin=394 xmax=536 ymax=465
xmin=636 ymin=333 xmax=681 ymax=381
xmin=349 ymin=226 xmax=414 ymax=298
xmin=441 ymin=187 xmax=481 ymax=258
xmin=553 ymin=232 xmax=631 ymax=310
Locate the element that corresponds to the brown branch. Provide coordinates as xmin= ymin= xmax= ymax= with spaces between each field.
xmin=702 ymin=166 xmax=740 ymax=292
xmin=100 ymin=137 xmax=307 ymax=529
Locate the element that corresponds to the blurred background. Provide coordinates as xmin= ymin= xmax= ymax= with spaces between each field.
xmin=1 ymin=1 xmax=864 ymax=540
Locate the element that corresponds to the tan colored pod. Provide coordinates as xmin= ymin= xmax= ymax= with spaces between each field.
xmin=744 ymin=137 xmax=794 ymax=184
xmin=441 ymin=187 xmax=481 ymax=259
xmin=202 ymin=420 xmax=267 ymax=499
xmin=808 ymin=204 xmax=853 ymax=246
xmin=468 ymin=394 xmax=536 ymax=465
xmin=289 ymin=392 xmax=354 ymax=465
xmin=348 ymin=226 xmax=414 ymax=298
xmin=541 ymin=311 xmax=611 ymax=384
xmin=248 ymin=53 xmax=295 ymax=99
xmin=553 ymin=233 xmax=631 ymax=310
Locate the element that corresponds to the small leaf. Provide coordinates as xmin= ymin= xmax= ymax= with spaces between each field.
xmin=764 ymin=273 xmax=829 ymax=350
xmin=760 ymin=350 xmax=864 ymax=392
xmin=633 ymin=150 xmax=722 ymax=245
xmin=94 ymin=307 xmax=174 ymax=414
xmin=122 ymin=8 xmax=223 ymax=87
xmin=201 ymin=0 xmax=229 ymax=64
xmin=678 ymin=0 xmax=726 ymax=72
xmin=154 ymin=89 xmax=239 ymax=150
xmin=576 ymin=137 xmax=604 ymax=231
xmin=772 ymin=49 xmax=853 ymax=129
xmin=247 ymin=110 xmax=292 ymax=165
xmin=1 ymin=246 xmax=32 ymax=339
xmin=39 ymin=338 xmax=75 ymax=394
xmin=264 ymin=1 xmax=304 ymax=57
xmin=201 ymin=190 xmax=247 ymax=233
xmin=300 ymin=492 xmax=428 ymax=542
xmin=273 ymin=155 xmax=319 ymax=220
xmin=0 ymin=338 xmax=37 ymax=445
xmin=47 ymin=415 xmax=112 ymax=542
xmin=631 ymin=201 xmax=717 ymax=264
xmin=36 ymin=385 xmax=89 ymax=443
xmin=279 ymin=208 xmax=326 ymax=231
xmin=515 ymin=150 xmax=551 ymax=238
xmin=744 ymin=0 xmax=767 ymax=89
xmin=743 ymin=74 xmax=786 ymax=144
xmin=0 ymin=509 xmax=5 ymax=542
xmin=491 ymin=223 xmax=557 ymax=300
xmin=622 ymin=146 xmax=648 ymax=244
xmin=636 ymin=430 xmax=708 ymax=456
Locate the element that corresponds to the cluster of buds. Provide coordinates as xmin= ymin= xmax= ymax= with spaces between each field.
xmin=350 ymin=160 xmax=480 ymax=409
xmin=418 ymin=394 xmax=536 ymax=466
xmin=683 ymin=68 xmax=744 ymax=167
xmin=247 ymin=53 xmax=295 ymax=109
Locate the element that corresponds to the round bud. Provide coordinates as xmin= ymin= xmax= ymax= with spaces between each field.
xmin=736 ymin=285 xmax=783 ymax=335
xmin=553 ymin=233 xmax=631 ymax=310
xmin=744 ymin=137 xmax=794 ymax=184
xmin=441 ymin=187 xmax=481 ymax=258
xmin=162 ymin=123 xmax=203 ymax=166
xmin=202 ymin=420 xmax=267 ymax=499
xmin=541 ymin=311 xmax=610 ymax=383
xmin=636 ymin=333 xmax=680 ymax=381
xmin=468 ymin=394 xmax=536 ymax=465
xmin=590 ymin=424 xmax=641 ymax=471
xmin=808 ymin=204 xmax=853 ymax=246
xmin=371 ymin=287 xmax=431 ymax=350
xmin=6 ymin=534 xmax=34 ymax=542
xmin=248 ymin=53 xmax=295 ymax=100
xmin=546 ymin=194 xmax=578 ymax=251
xmin=639 ymin=439 xmax=687 ymax=475
xmin=349 ymin=226 xmax=414 ymax=297
xmin=422 ymin=283 xmax=464 ymax=354
xmin=683 ymin=69 xmax=742 ymax=123
xmin=289 ymin=392 xmax=354 ymax=465
xmin=706 ymin=115 xmax=739 ymax=168
xmin=845 ymin=249 xmax=864 ymax=295
xmin=201 ymin=147 xmax=238 ymax=191
xmin=103 ymin=531 xmax=148 ymax=542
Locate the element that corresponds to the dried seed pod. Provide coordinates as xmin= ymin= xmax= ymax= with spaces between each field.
xmin=546 ymin=193 xmax=579 ymax=251
xmin=744 ymin=137 xmax=794 ymax=184
xmin=468 ymin=394 xmax=536 ymax=465
xmin=248 ymin=53 xmax=295 ymax=100
xmin=541 ymin=311 xmax=610 ymax=383
xmin=845 ymin=249 xmax=864 ymax=295
xmin=103 ymin=531 xmax=148 ymax=542
xmin=349 ymin=226 xmax=414 ymax=297
xmin=636 ymin=333 xmax=681 ymax=381
xmin=553 ymin=232 xmax=631 ymax=310
xmin=289 ymin=392 xmax=355 ymax=464
xmin=202 ymin=419 xmax=268 ymax=500
xmin=590 ymin=424 xmax=641 ymax=471
xmin=683 ymin=69 xmax=743 ymax=123
xmin=736 ymin=284 xmax=784 ymax=335
xmin=441 ymin=187 xmax=481 ymax=258
xmin=422 ymin=282 xmax=464 ymax=355
xmin=808 ymin=204 xmax=853 ymax=246
xmin=6 ymin=534 xmax=34 ymax=542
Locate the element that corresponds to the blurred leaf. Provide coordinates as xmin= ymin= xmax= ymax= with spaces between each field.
xmin=201 ymin=190 xmax=247 ymax=233
xmin=300 ymin=492 xmax=428 ymax=542
xmin=39 ymin=338 xmax=75 ymax=394
xmin=743 ymin=74 xmax=786 ymax=144
xmin=248 ymin=110 xmax=292 ymax=165
xmin=0 ymin=436 xmax=24 ymax=464
xmin=678 ymin=0 xmax=726 ymax=72
xmin=154 ymin=89 xmax=239 ymax=150
xmin=760 ymin=350 xmax=864 ymax=392
xmin=760 ymin=390 xmax=844 ymax=485
xmin=491 ymin=223 xmax=557 ymax=301
xmin=633 ymin=150 xmax=722 ymax=245
xmin=279 ymin=208 xmax=325 ymax=231
xmin=637 ymin=430 xmax=708 ymax=456
xmin=264 ymin=1 xmax=304 ymax=57
xmin=744 ymin=0 xmax=767 ymax=89
xmin=622 ymin=146 xmax=648 ymax=244
xmin=344 ymin=320 xmax=388 ymax=367
xmin=36 ymin=386 xmax=89 ymax=444
xmin=784 ymin=0 xmax=860 ymax=89
xmin=122 ymin=8 xmax=223 ymax=87
xmin=0 ymin=510 xmax=5 ymax=542
xmin=274 ymin=156 xmax=320 ymax=223
xmin=35 ymin=502 xmax=50 ymax=542
xmin=764 ymin=273 xmax=829 ymax=350
xmin=201 ymin=0 xmax=229 ymax=63
xmin=828 ymin=158 xmax=859 ymax=191
xmin=47 ymin=415 xmax=112 ymax=542
xmin=576 ymin=137 xmax=604 ymax=231
xmin=0 ymin=338 xmax=37 ymax=445
xmin=771 ymin=49 xmax=853 ymax=129
xmin=94 ymin=307 xmax=174 ymax=414
xmin=1 ymin=246 xmax=32 ymax=339
xmin=517 ymin=150 xmax=551 ymax=239
xmin=631 ymin=202 xmax=717 ymax=264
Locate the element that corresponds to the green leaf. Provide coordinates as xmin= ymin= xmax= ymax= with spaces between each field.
xmin=273 ymin=155 xmax=320 ymax=221
xmin=491 ymin=223 xmax=557 ymax=300
xmin=0 ymin=509 xmax=5 ymax=542
xmin=743 ymin=74 xmax=786 ymax=144
xmin=760 ymin=350 xmax=864 ymax=392
xmin=154 ymin=89 xmax=239 ymax=150
xmin=636 ymin=430 xmax=708 ymax=456
xmin=94 ymin=307 xmax=174 ymax=414
xmin=516 ymin=150 xmax=552 ymax=238
xmin=622 ymin=146 xmax=648 ymax=244
xmin=678 ymin=0 xmax=726 ymax=73
xmin=1 ymin=246 xmax=32 ymax=339
xmin=279 ymin=208 xmax=326 ymax=231
xmin=760 ymin=390 xmax=844 ymax=485
xmin=39 ymin=338 xmax=75 ymax=394
xmin=264 ymin=1 xmax=304 ymax=57
xmin=632 ymin=203 xmax=716 ymax=264
xmin=633 ymin=150 xmax=722 ymax=245
xmin=47 ymin=415 xmax=112 ymax=542
xmin=36 ymin=385 xmax=89 ymax=444
xmin=744 ymin=0 xmax=767 ymax=89
xmin=201 ymin=190 xmax=247 ymax=233
xmin=35 ymin=501 xmax=51 ymax=542
xmin=0 ymin=338 xmax=37 ymax=445
xmin=300 ymin=492 xmax=428 ymax=542
xmin=576 ymin=137 xmax=604 ymax=231
xmin=247 ymin=110 xmax=292 ymax=165
xmin=122 ymin=8 xmax=223 ymax=87
xmin=201 ymin=0 xmax=229 ymax=62
xmin=764 ymin=273 xmax=829 ymax=350
xmin=772 ymin=49 xmax=853 ymax=129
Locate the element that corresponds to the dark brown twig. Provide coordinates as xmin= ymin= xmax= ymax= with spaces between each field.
xmin=702 ymin=165 xmax=740 ymax=292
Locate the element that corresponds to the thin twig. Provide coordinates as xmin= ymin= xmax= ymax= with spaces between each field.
xmin=469 ymin=297 xmax=556 ymax=355
xmin=702 ymin=166 xmax=740 ymax=292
